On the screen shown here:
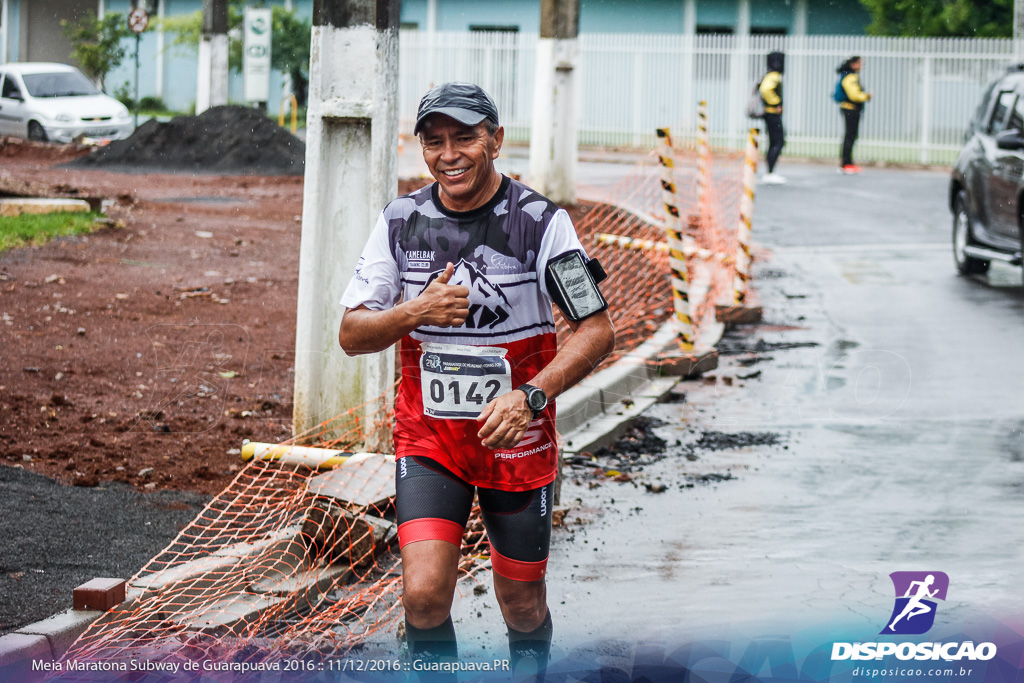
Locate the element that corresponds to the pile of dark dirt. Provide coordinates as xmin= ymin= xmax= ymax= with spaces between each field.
xmin=569 ymin=419 xmax=783 ymax=490
xmin=688 ymin=430 xmax=780 ymax=452
xmin=567 ymin=417 xmax=669 ymax=476
xmin=66 ymin=106 xmax=304 ymax=175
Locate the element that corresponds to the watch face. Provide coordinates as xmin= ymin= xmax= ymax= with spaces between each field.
xmin=528 ymin=389 xmax=546 ymax=411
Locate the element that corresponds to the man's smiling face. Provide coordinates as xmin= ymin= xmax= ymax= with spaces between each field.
xmin=419 ymin=115 xmax=504 ymax=212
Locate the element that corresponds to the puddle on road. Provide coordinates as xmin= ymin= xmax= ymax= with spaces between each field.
xmin=717 ymin=337 xmax=820 ymax=355
xmin=737 ymin=355 xmax=773 ymax=367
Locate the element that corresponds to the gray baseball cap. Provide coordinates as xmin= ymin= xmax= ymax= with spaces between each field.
xmin=413 ymin=82 xmax=500 ymax=134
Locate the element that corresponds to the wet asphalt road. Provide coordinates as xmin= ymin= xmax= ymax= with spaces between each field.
xmin=0 ymin=466 xmax=208 ymax=633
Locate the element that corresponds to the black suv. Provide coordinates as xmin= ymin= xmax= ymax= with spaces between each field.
xmin=950 ymin=65 xmax=1024 ymax=275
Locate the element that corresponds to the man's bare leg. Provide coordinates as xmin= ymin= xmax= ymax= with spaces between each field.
xmin=402 ymin=540 xmax=461 ymax=666
xmin=495 ymin=574 xmax=551 ymax=678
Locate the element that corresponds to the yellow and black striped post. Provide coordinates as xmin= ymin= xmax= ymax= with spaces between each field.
xmin=696 ymin=100 xmax=710 ymax=224
xmin=656 ymin=127 xmax=694 ymax=352
xmin=733 ymin=127 xmax=759 ymax=304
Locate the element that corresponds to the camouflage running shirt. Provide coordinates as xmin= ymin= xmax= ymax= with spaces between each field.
xmin=340 ymin=176 xmax=588 ymax=491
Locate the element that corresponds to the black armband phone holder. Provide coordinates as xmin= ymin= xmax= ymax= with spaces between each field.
xmin=545 ymin=250 xmax=609 ymax=322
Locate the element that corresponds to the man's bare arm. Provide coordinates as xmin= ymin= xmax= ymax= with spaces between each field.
xmin=338 ymin=262 xmax=469 ymax=355
xmin=530 ymin=310 xmax=615 ymax=401
xmin=476 ymin=310 xmax=615 ymax=449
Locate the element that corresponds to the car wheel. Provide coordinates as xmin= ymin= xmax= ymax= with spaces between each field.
xmin=952 ymin=191 xmax=989 ymax=275
xmin=27 ymin=121 xmax=48 ymax=142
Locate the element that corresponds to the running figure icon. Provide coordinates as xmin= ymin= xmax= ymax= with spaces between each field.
xmin=881 ymin=571 xmax=949 ymax=635
xmin=888 ymin=575 xmax=938 ymax=631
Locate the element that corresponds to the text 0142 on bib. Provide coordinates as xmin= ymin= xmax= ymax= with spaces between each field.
xmin=419 ymin=343 xmax=512 ymax=419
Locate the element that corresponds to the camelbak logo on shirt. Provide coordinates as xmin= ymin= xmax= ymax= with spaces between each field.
xmin=407 ymin=250 xmax=436 ymax=270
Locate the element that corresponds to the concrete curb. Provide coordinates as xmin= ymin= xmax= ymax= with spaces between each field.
xmin=0 ymin=198 xmax=91 ymax=217
xmin=556 ymin=317 xmax=723 ymax=454
xmin=0 ymin=609 xmax=102 ymax=680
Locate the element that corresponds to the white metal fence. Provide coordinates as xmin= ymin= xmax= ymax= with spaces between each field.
xmin=398 ymin=31 xmax=1018 ymax=165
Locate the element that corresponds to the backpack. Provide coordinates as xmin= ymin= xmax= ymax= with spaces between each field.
xmin=747 ymin=81 xmax=765 ymax=119
xmin=834 ymin=76 xmax=847 ymax=103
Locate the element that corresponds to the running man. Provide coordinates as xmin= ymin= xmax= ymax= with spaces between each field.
xmin=338 ymin=82 xmax=615 ymax=677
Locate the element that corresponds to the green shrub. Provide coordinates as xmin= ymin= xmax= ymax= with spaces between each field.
xmin=138 ymin=96 xmax=167 ymax=111
xmin=113 ymin=81 xmax=134 ymax=108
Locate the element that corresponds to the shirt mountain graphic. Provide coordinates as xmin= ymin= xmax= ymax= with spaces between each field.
xmin=426 ymin=259 xmax=510 ymax=329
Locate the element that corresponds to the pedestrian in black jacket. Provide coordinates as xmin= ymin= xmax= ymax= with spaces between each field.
xmin=760 ymin=51 xmax=786 ymax=185
xmin=836 ymin=56 xmax=872 ymax=174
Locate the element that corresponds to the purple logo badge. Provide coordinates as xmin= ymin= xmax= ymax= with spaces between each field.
xmin=881 ymin=571 xmax=949 ymax=635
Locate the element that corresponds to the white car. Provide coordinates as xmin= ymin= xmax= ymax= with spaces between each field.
xmin=0 ymin=62 xmax=133 ymax=143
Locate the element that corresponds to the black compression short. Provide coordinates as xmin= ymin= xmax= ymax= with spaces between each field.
xmin=395 ymin=455 xmax=553 ymax=582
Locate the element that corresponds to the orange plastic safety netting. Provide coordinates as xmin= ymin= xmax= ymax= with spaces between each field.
xmin=57 ymin=139 xmax=749 ymax=670
xmin=560 ymin=139 xmax=747 ymax=360
xmin=58 ymin=402 xmax=493 ymax=668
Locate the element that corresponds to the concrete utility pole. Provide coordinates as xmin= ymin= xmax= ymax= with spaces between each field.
xmin=729 ymin=0 xmax=752 ymax=150
xmin=292 ymin=0 xmax=400 ymax=448
xmin=196 ymin=0 xmax=228 ymax=114
xmin=1015 ymin=0 xmax=1024 ymax=58
xmin=1 ymin=0 xmax=9 ymax=64
xmin=529 ymin=0 xmax=580 ymax=206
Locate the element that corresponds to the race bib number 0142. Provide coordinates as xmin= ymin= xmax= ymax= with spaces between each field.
xmin=420 ymin=343 xmax=512 ymax=419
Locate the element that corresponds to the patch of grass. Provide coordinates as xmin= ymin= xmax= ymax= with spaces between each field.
xmin=0 ymin=211 xmax=103 ymax=252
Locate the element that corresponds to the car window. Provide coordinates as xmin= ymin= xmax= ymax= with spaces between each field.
xmin=0 ymin=74 xmax=22 ymax=100
xmin=1009 ymin=93 xmax=1024 ymax=133
xmin=988 ymin=90 xmax=1017 ymax=135
xmin=22 ymin=70 xmax=99 ymax=98
xmin=972 ymin=80 xmax=999 ymax=133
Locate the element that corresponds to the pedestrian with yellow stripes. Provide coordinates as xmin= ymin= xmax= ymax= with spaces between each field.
xmin=759 ymin=51 xmax=786 ymax=185
xmin=835 ymin=56 xmax=872 ymax=174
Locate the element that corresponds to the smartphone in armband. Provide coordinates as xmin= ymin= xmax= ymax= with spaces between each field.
xmin=545 ymin=250 xmax=609 ymax=322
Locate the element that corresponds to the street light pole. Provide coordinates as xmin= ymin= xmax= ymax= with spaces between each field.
xmin=134 ymin=33 xmax=140 ymax=129
xmin=127 ymin=7 xmax=149 ymax=129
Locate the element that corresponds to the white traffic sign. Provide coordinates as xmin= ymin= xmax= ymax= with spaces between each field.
xmin=128 ymin=8 xmax=149 ymax=34
xmin=243 ymin=7 xmax=272 ymax=103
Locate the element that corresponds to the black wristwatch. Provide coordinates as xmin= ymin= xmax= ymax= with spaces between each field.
xmin=517 ymin=384 xmax=548 ymax=419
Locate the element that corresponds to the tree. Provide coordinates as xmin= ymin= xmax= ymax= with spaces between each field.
xmin=61 ymin=13 xmax=137 ymax=89
xmin=270 ymin=8 xmax=312 ymax=106
xmin=859 ymin=0 xmax=1012 ymax=38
